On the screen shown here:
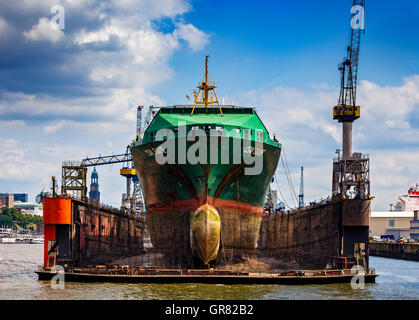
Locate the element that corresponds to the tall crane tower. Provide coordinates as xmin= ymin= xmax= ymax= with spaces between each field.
xmin=298 ymin=167 xmax=304 ymax=208
xmin=130 ymin=105 xmax=146 ymax=215
xmin=333 ymin=0 xmax=364 ymax=158
xmin=332 ymin=0 xmax=370 ymax=199
xmin=130 ymin=105 xmax=157 ymax=215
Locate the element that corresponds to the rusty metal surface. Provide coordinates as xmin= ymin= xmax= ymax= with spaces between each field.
xmin=342 ymin=199 xmax=371 ymax=226
xmin=59 ymin=198 xmax=146 ymax=267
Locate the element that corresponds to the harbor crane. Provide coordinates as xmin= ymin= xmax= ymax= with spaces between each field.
xmin=298 ymin=167 xmax=304 ymax=208
xmin=61 ymin=105 xmax=157 ymax=216
xmin=332 ymin=0 xmax=370 ymax=199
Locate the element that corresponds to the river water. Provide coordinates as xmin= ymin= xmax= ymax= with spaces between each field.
xmin=0 ymin=244 xmax=418 ymax=300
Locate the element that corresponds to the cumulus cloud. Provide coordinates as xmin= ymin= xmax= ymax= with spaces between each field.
xmin=242 ymin=85 xmax=341 ymax=143
xmin=174 ymin=23 xmax=210 ymax=51
xmin=23 ymin=17 xmax=64 ymax=42
xmin=0 ymin=0 xmax=210 ymax=204
xmin=126 ymin=28 xmax=180 ymax=64
xmin=0 ymin=138 xmax=54 ymax=183
xmin=359 ymin=75 xmax=419 ymax=144
xmin=0 ymin=0 xmax=210 ymax=126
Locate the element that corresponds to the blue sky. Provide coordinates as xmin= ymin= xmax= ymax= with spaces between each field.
xmin=163 ymin=0 xmax=419 ymax=100
xmin=0 ymin=0 xmax=418 ymax=210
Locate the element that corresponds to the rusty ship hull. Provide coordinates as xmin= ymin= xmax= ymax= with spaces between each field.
xmin=131 ymin=123 xmax=280 ymax=265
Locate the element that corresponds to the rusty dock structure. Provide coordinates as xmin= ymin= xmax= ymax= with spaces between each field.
xmin=43 ymin=195 xmax=145 ymax=268
xmin=37 ymin=192 xmax=377 ymax=284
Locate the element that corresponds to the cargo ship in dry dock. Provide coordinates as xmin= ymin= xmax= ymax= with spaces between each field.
xmin=131 ymin=56 xmax=281 ymax=266
xmin=37 ymin=1 xmax=377 ymax=282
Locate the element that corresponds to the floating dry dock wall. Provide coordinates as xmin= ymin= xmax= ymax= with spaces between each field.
xmin=258 ymin=198 xmax=371 ymax=269
xmin=43 ymin=196 xmax=145 ymax=267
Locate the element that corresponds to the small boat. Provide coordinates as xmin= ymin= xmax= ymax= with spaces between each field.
xmin=31 ymin=238 xmax=44 ymax=244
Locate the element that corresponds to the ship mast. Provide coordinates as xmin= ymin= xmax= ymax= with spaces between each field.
xmin=190 ymin=55 xmax=223 ymax=115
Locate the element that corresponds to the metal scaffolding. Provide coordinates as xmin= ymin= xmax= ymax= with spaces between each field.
xmin=332 ymin=151 xmax=370 ymax=199
xmin=61 ymin=161 xmax=87 ymax=199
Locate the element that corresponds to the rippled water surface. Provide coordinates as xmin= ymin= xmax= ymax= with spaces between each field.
xmin=0 ymin=244 xmax=418 ymax=300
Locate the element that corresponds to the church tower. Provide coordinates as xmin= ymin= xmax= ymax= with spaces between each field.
xmin=89 ymin=167 xmax=100 ymax=202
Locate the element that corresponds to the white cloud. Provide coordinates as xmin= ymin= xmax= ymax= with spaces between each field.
xmin=23 ymin=17 xmax=64 ymax=42
xmin=0 ymin=88 xmax=163 ymax=127
xmin=174 ymin=23 xmax=210 ymax=51
xmin=75 ymin=28 xmax=113 ymax=45
xmin=126 ymin=28 xmax=180 ymax=64
xmin=243 ymin=86 xmax=341 ymax=142
xmin=359 ymin=75 xmax=419 ymax=144
xmin=0 ymin=138 xmax=53 ymax=182
xmin=0 ymin=16 xmax=7 ymax=33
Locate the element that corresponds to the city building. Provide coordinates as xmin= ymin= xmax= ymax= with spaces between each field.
xmin=12 ymin=193 xmax=28 ymax=203
xmin=13 ymin=202 xmax=43 ymax=216
xmin=89 ymin=167 xmax=100 ymax=202
xmin=1 ymin=193 xmax=29 ymax=207
xmin=0 ymin=194 xmax=14 ymax=208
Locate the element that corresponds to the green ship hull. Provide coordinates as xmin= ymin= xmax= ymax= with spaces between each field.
xmin=131 ymin=106 xmax=281 ymax=264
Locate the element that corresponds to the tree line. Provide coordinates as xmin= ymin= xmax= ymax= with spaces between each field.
xmin=0 ymin=207 xmax=43 ymax=231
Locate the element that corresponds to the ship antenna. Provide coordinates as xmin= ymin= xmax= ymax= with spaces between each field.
xmin=191 ymin=55 xmax=223 ymax=116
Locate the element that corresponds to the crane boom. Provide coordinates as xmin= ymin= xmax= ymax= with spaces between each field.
xmin=81 ymin=153 xmax=132 ymax=167
xmin=338 ymin=0 xmax=365 ymax=108
xmin=334 ymin=0 xmax=365 ymax=124
xmin=333 ymin=0 xmax=365 ymax=160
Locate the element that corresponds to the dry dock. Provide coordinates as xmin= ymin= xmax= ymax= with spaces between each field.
xmin=37 ymin=194 xmax=378 ymax=285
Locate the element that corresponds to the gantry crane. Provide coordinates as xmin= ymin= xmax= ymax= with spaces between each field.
xmin=61 ymin=105 xmax=158 ymax=216
xmin=332 ymin=0 xmax=370 ymax=199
